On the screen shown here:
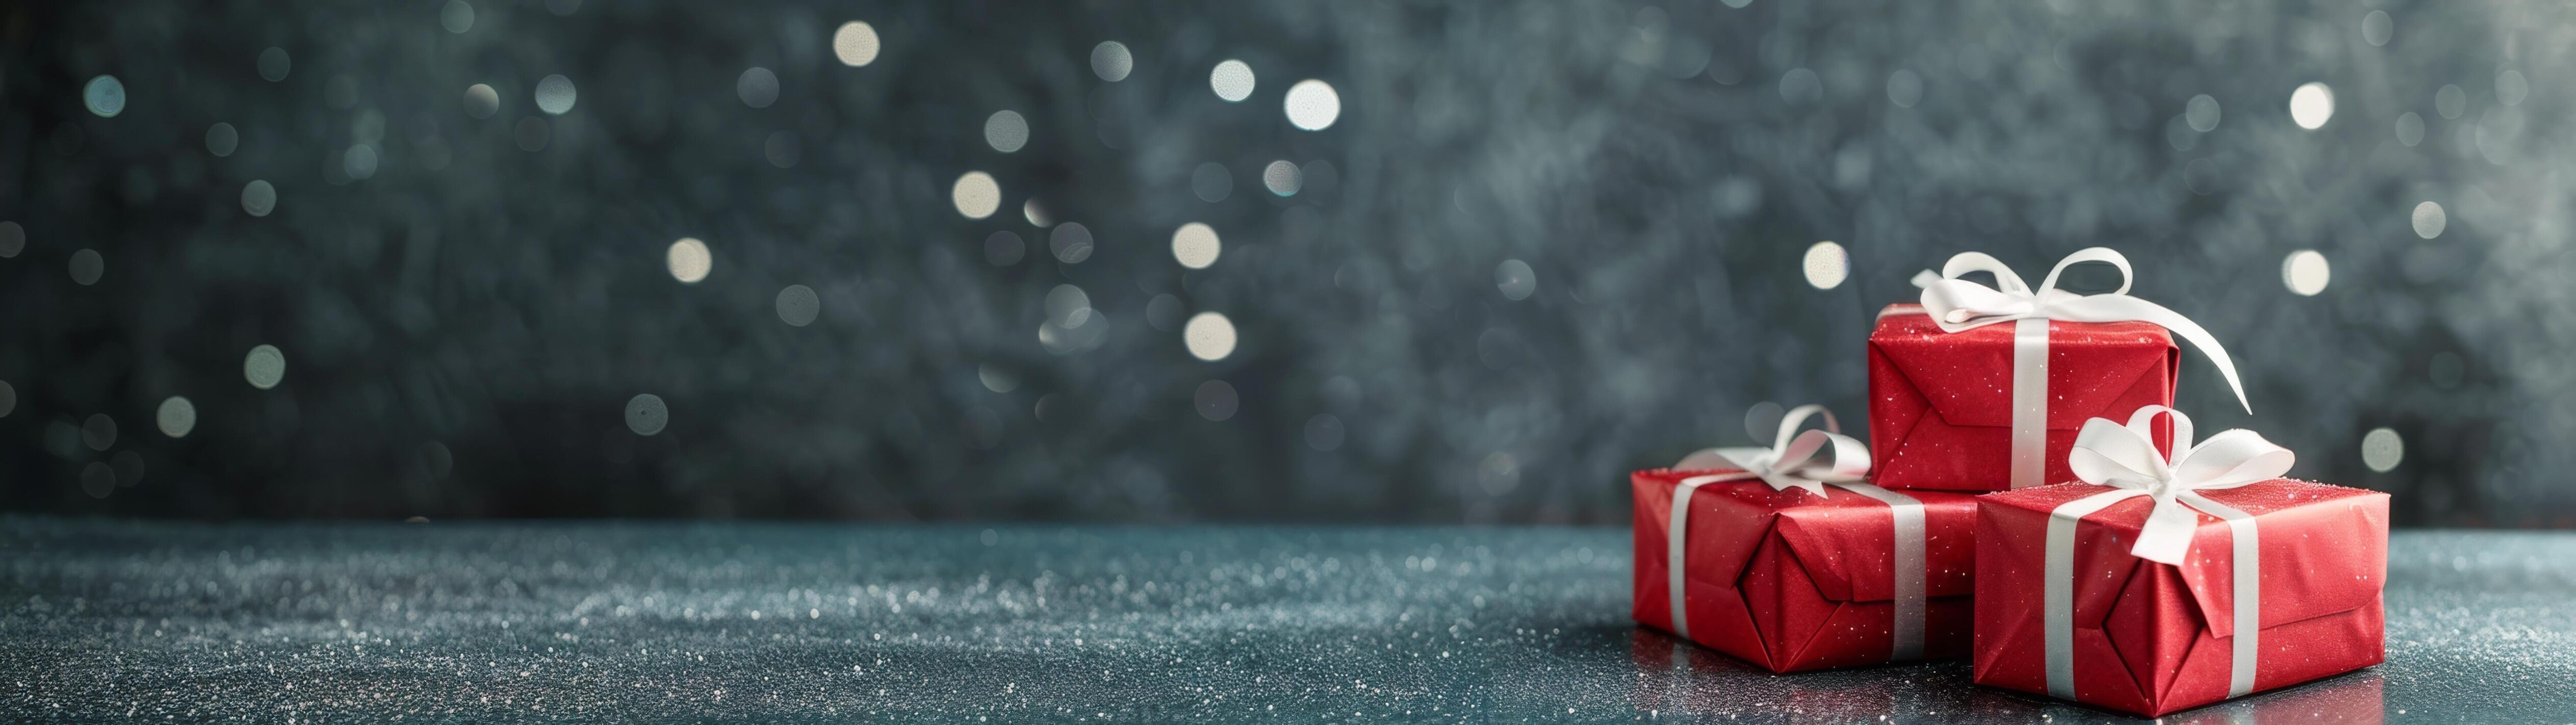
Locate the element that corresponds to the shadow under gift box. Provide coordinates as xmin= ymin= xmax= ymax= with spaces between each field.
xmin=1632 ymin=468 xmax=1977 ymax=673
xmin=1973 ymin=479 xmax=2389 ymax=717
xmin=1868 ymin=305 xmax=2177 ymax=492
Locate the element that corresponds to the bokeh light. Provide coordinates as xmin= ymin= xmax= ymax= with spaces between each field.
xmin=1802 ymin=241 xmax=1849 ymax=289
xmin=440 ymin=1 xmax=475 ymax=33
xmin=2413 ymin=201 xmax=2446 ymax=239
xmin=1037 ymin=301 xmax=1109 ymax=356
xmin=1304 ymin=414 xmax=1345 ymax=451
xmin=2362 ymin=10 xmax=2392 ymax=45
xmin=205 ymin=123 xmax=240 ymax=156
xmin=2395 ymin=112 xmax=2425 ymax=147
xmin=978 ymin=364 xmax=1019 ymax=393
xmin=952 ymin=172 xmax=1001 ymax=219
xmin=2185 ymin=94 xmax=2221 ymax=132
xmin=2436 ymin=85 xmax=2465 ymax=119
xmin=257 ymin=47 xmax=290 ymax=82
xmin=81 ymin=463 xmax=114 ymax=499
xmin=1283 ymin=79 xmax=1341 ymax=130
xmin=2282 ymin=250 xmax=2330 ymax=296
xmin=515 ymin=117 xmax=549 ymax=151
xmin=666 ymin=237 xmax=712 ymax=283
xmin=156 ymin=396 xmax=196 ymax=438
xmin=1478 ymin=452 xmax=1520 ymax=496
xmin=344 ymin=145 xmax=379 ymax=180
xmin=1884 ymin=69 xmax=1921 ymax=108
xmin=984 ymin=110 xmax=1029 ymax=153
xmin=0 ymin=380 xmax=14 ymax=418
xmin=1494 ymin=259 xmax=1536 ymax=300
xmin=2497 ymin=70 xmax=2529 ymax=106
xmin=1044 ymin=284 xmax=1093 ymax=328
xmin=1184 ymin=312 xmax=1237 ymax=361
xmin=243 ymin=345 xmax=287 ymax=390
xmin=534 ymin=75 xmax=578 ymax=115
xmin=1211 ymin=59 xmax=1256 ymax=102
xmin=626 ymin=394 xmax=668 ymax=436
xmin=2289 ymin=82 xmax=2335 ymax=129
xmin=83 ymin=76 xmax=125 ymax=117
xmin=1091 ymin=41 xmax=1133 ymax=82
xmin=833 ymin=21 xmax=881 ymax=66
xmin=2362 ymin=427 xmax=2404 ymax=472
xmin=984 ymin=231 xmax=1026 ymax=265
xmin=67 ymin=249 xmax=103 ymax=285
xmin=1262 ymin=160 xmax=1302 ymax=196
xmin=2431 ymin=352 xmax=2466 ymax=390
xmin=1049 ymin=222 xmax=1094 ymax=263
xmin=81 ymin=414 xmax=117 ymax=451
xmin=737 ymin=67 xmax=780 ymax=108
xmin=111 ymin=450 xmax=143 ymax=487
xmin=1191 ymin=162 xmax=1232 ymax=202
xmin=763 ymin=131 xmax=800 ymax=168
xmin=241 ymin=180 xmax=276 ymax=216
xmin=775 ymin=285 xmax=820 ymax=326
xmin=463 ymin=84 xmax=500 ymax=118
xmin=1778 ymin=68 xmax=1822 ymax=103
xmin=1171 ymin=222 xmax=1221 ymax=269
xmin=0 ymin=221 xmax=21 ymax=258
xmin=1195 ymin=380 xmax=1239 ymax=421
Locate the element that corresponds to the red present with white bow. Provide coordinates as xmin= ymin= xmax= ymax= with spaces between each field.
xmin=1631 ymin=405 xmax=1979 ymax=672
xmin=1870 ymin=248 xmax=2251 ymax=492
xmin=1971 ymin=406 xmax=2389 ymax=717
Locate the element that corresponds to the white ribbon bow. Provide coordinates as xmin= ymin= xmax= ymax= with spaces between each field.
xmin=1673 ymin=404 xmax=1872 ymax=497
xmin=1912 ymin=248 xmax=2251 ymax=414
xmin=2045 ymin=405 xmax=2286 ymax=699
xmin=2067 ymin=405 xmax=2294 ymax=565
xmin=1665 ymin=404 xmax=1925 ymax=661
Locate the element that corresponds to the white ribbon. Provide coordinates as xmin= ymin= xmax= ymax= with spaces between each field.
xmin=2041 ymin=406 xmax=2291 ymax=701
xmin=1666 ymin=405 xmax=1926 ymax=661
xmin=1913 ymin=248 xmax=2250 ymax=489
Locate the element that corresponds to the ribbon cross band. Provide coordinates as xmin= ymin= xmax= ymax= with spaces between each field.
xmin=2043 ymin=405 xmax=2294 ymax=701
xmin=1912 ymin=248 xmax=2251 ymax=489
xmin=1665 ymin=404 xmax=1926 ymax=662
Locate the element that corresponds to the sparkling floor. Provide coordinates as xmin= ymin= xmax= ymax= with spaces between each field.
xmin=2 ymin=519 xmax=2568 ymax=722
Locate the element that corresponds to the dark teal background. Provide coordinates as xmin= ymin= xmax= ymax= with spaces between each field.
xmin=0 ymin=1 xmax=2548 ymax=525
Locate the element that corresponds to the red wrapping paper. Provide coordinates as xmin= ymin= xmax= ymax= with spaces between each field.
xmin=1868 ymin=304 xmax=2180 ymax=492
xmin=1631 ymin=468 xmax=1977 ymax=672
xmin=1973 ymin=479 xmax=2389 ymax=717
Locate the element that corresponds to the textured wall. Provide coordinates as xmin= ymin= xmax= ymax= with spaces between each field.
xmin=0 ymin=1 xmax=2561 ymax=525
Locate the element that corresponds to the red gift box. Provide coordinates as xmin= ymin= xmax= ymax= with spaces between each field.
xmin=1868 ymin=304 xmax=2178 ymax=492
xmin=1972 ymin=479 xmax=2389 ymax=716
xmin=1631 ymin=468 xmax=1977 ymax=672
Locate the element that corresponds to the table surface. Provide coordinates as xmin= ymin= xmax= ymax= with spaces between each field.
xmin=2 ymin=519 xmax=2571 ymax=723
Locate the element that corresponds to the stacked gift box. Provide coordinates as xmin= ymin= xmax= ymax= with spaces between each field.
xmin=1631 ymin=248 xmax=2390 ymax=717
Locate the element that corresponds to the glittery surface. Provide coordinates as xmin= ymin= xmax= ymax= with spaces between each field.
xmin=3 ymin=519 xmax=2569 ymax=722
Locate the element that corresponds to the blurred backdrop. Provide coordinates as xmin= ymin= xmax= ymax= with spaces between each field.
xmin=0 ymin=0 xmax=2559 ymax=525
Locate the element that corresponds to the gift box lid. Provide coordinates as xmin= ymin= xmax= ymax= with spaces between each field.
xmin=1980 ymin=478 xmax=2389 ymax=636
xmin=1870 ymin=304 xmax=2178 ymax=430
xmin=1639 ymin=468 xmax=1976 ymax=602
